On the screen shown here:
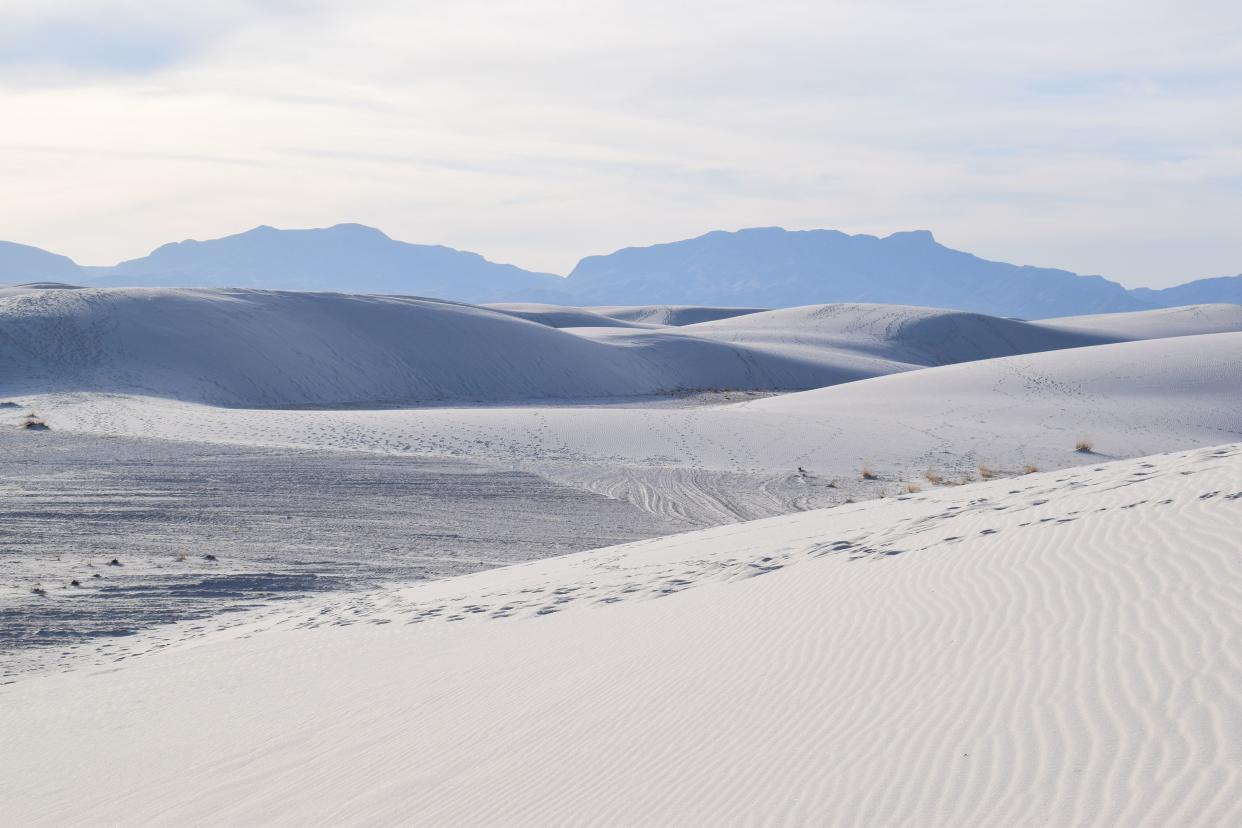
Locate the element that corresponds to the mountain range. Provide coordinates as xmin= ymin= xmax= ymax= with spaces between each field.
xmin=2 ymin=223 xmax=1239 ymax=319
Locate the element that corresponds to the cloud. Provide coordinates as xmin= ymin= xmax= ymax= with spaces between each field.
xmin=0 ymin=1 xmax=304 ymax=78
xmin=0 ymin=0 xmax=1239 ymax=285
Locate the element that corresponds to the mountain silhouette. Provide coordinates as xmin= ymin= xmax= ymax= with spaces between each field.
xmin=0 ymin=240 xmax=83 ymax=283
xmin=89 ymin=224 xmax=568 ymax=303
xmin=566 ymin=228 xmax=1146 ymax=319
xmin=3 ymin=224 xmax=1238 ymax=319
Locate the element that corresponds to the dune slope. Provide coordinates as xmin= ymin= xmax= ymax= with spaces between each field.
xmin=686 ymin=302 xmax=1114 ymax=365
xmin=1033 ymin=303 xmax=1242 ymax=340
xmin=587 ymin=304 xmax=767 ymax=326
xmin=2 ymin=289 xmax=1137 ymax=407
xmin=483 ymin=302 xmax=652 ymax=328
xmin=42 ymin=330 xmax=1242 ymax=525
xmin=3 ymin=443 xmax=1239 ymax=826
xmin=0 ymin=288 xmax=879 ymax=406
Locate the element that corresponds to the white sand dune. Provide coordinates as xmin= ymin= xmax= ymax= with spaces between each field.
xmin=0 ymin=288 xmax=875 ymax=406
xmin=7 ymin=287 xmax=1242 ymax=825
xmin=685 ymin=302 xmax=1114 ymax=365
xmin=4 ymin=443 xmax=1240 ymax=826
xmin=1034 ymin=303 xmax=1242 ymax=340
xmin=0 ymin=281 xmax=83 ymax=298
xmin=588 ymin=304 xmax=768 ymax=326
xmin=484 ymin=302 xmax=655 ymax=329
xmin=2 ymin=289 xmax=1144 ymax=408
xmin=42 ymin=330 xmax=1242 ymax=525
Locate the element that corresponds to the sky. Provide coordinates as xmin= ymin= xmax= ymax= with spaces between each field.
xmin=1 ymin=0 xmax=1240 ymax=287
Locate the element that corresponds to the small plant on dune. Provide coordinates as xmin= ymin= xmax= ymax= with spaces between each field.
xmin=861 ymin=467 xmax=879 ymax=481
xmin=1022 ymin=464 xmax=1039 ymax=475
xmin=1075 ymin=438 xmax=1094 ymax=453
xmin=923 ymin=469 xmax=943 ymax=485
xmin=905 ymin=483 xmax=921 ymax=494
xmin=31 ymin=584 xmax=46 ymax=596
xmin=978 ymin=464 xmax=995 ymax=479
xmin=21 ymin=415 xmax=49 ymax=431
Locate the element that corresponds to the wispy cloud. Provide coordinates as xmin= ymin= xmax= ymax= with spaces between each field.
xmin=0 ymin=0 xmax=1239 ymax=284
xmin=0 ymin=1 xmax=302 ymax=78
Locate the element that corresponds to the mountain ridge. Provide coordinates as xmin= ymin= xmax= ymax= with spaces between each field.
xmin=3 ymin=224 xmax=1239 ymax=318
xmin=566 ymin=226 xmax=1147 ymax=318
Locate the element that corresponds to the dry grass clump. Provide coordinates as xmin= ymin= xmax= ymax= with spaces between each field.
xmin=977 ymin=464 xmax=996 ymax=480
xmin=861 ymin=467 xmax=879 ymax=480
xmin=905 ymin=483 xmax=922 ymax=494
xmin=923 ymin=469 xmax=943 ymax=485
xmin=1075 ymin=438 xmax=1094 ymax=453
xmin=1022 ymin=464 xmax=1039 ymax=475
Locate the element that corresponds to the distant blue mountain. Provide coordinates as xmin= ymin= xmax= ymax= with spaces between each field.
xmin=566 ymin=228 xmax=1148 ymax=319
xmin=0 ymin=240 xmax=82 ymax=283
xmin=90 ymin=224 xmax=568 ymax=303
xmin=2 ymin=224 xmax=1238 ymax=319
xmin=1131 ymin=274 xmax=1242 ymax=308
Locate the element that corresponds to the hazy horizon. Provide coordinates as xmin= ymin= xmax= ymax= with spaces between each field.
xmin=3 ymin=1 xmax=1240 ymax=288
xmin=10 ymin=220 xmax=1241 ymax=290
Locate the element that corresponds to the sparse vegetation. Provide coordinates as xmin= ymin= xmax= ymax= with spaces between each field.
xmin=924 ymin=469 xmax=943 ymax=485
xmin=1076 ymin=439 xmax=1094 ymax=453
xmin=978 ymin=464 xmax=995 ymax=479
xmin=905 ymin=483 xmax=921 ymax=493
xmin=1022 ymin=464 xmax=1039 ymax=474
xmin=31 ymin=585 xmax=46 ymax=596
xmin=861 ymin=467 xmax=879 ymax=480
xmin=21 ymin=415 xmax=49 ymax=431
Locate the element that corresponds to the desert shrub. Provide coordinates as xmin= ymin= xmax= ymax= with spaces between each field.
xmin=924 ymin=469 xmax=943 ymax=485
xmin=1075 ymin=439 xmax=1093 ymax=453
xmin=861 ymin=467 xmax=879 ymax=480
xmin=1022 ymin=464 xmax=1039 ymax=474
xmin=905 ymin=483 xmax=921 ymax=493
xmin=978 ymin=464 xmax=995 ymax=479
